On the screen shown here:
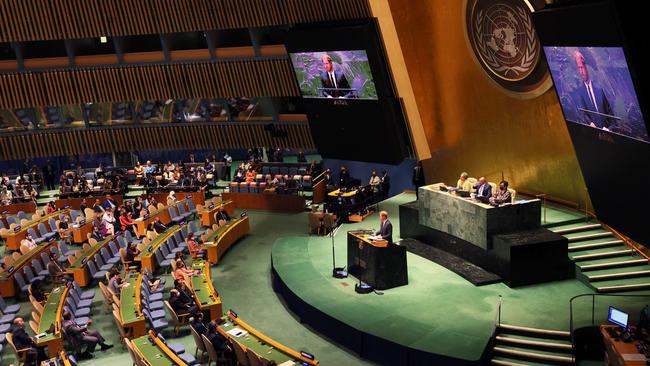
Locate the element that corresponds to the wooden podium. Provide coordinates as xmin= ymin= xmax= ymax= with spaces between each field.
xmin=347 ymin=231 xmax=408 ymax=290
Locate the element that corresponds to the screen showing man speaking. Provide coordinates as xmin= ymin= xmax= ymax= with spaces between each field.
xmin=289 ymin=50 xmax=378 ymax=100
xmin=544 ymin=46 xmax=648 ymax=143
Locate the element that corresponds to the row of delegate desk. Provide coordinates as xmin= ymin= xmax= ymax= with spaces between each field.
xmin=0 ymin=240 xmax=59 ymax=297
xmin=1 ymin=209 xmax=69 ymax=251
xmin=201 ymin=216 xmax=250 ymax=265
xmin=0 ymin=202 xmax=37 ymax=226
xmin=66 ymin=235 xmax=115 ymax=286
xmin=218 ymin=310 xmax=320 ymax=366
xmin=136 ymin=226 xmax=183 ymax=272
xmin=35 ymin=286 xmax=68 ymax=357
xmin=190 ymin=260 xmax=222 ymax=320
xmin=199 ymin=199 xmax=235 ymax=227
xmin=133 ymin=199 xmax=191 ymax=237
xmin=54 ymin=195 xmax=124 ymax=210
xmin=135 ymin=216 xmax=250 ymax=273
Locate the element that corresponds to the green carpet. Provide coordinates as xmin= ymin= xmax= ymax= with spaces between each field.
xmin=1 ymin=200 xmax=370 ymax=366
xmin=272 ymin=193 xmax=597 ymax=362
xmin=0 ymin=189 xmax=632 ymax=366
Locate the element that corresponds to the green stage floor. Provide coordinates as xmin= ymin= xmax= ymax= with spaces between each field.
xmin=272 ymin=193 xmax=598 ymax=362
xmin=1 ymin=191 xmax=624 ymax=365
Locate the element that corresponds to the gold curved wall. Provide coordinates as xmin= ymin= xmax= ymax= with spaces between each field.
xmin=385 ymin=0 xmax=591 ymax=208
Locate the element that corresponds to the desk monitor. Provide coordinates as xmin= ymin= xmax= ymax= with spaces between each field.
xmin=608 ymin=306 xmax=629 ymax=328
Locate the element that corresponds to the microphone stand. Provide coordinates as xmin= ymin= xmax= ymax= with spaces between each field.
xmin=331 ymin=223 xmax=347 ymax=278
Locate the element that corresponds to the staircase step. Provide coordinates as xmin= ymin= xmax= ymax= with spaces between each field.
xmin=493 ymin=346 xmax=574 ymax=364
xmin=580 ymin=264 xmax=650 ymax=277
xmin=597 ymin=282 xmax=650 ymax=293
xmin=552 ymin=223 xmax=602 ymax=235
xmin=587 ymin=269 xmax=650 ymax=282
xmin=579 ymin=258 xmax=648 ymax=272
xmin=568 ymin=240 xmax=624 ymax=252
xmin=591 ymin=275 xmax=650 ymax=293
xmin=567 ymin=232 xmax=616 ymax=243
xmin=498 ymin=324 xmax=570 ymax=338
xmin=571 ymin=249 xmax=634 ymax=261
xmin=496 ymin=335 xmax=573 ymax=351
xmin=491 ymin=359 xmax=527 ymax=366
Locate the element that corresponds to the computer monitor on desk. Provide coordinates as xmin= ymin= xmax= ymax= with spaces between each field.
xmin=608 ymin=306 xmax=629 ymax=329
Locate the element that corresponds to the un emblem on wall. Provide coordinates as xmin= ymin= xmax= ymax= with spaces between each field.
xmin=464 ymin=0 xmax=552 ymax=98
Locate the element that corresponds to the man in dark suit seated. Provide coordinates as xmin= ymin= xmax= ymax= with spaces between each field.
xmin=320 ymin=54 xmax=352 ymax=98
xmin=170 ymin=289 xmax=198 ymax=316
xmin=10 ymin=317 xmax=47 ymax=365
xmin=374 ymin=211 xmax=393 ymax=244
xmin=215 ymin=206 xmax=230 ymax=223
xmin=102 ymin=194 xmax=118 ymax=211
xmin=62 ymin=311 xmax=113 ymax=359
xmin=473 ymin=177 xmax=492 ymax=199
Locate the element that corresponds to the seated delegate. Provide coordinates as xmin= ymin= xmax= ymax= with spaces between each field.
xmin=456 ymin=172 xmax=472 ymax=192
xmin=473 ymin=177 xmax=492 ymax=198
xmin=489 ymin=180 xmax=512 ymax=206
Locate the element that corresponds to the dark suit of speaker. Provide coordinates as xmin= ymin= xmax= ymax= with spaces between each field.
xmin=576 ymin=81 xmax=614 ymax=129
xmin=320 ymin=70 xmax=351 ymax=98
xmin=376 ymin=219 xmax=393 ymax=244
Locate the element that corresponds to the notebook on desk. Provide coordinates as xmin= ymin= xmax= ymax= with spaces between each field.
xmin=476 ymin=195 xmax=490 ymax=204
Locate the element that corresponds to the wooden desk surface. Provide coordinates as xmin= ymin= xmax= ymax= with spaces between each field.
xmin=67 ymin=235 xmax=114 ymax=270
xmin=218 ymin=310 xmax=318 ymax=365
xmin=1 ymin=209 xmax=68 ymax=238
xmin=601 ymin=325 xmax=648 ymax=366
xmin=328 ymin=189 xmax=358 ymax=198
xmin=120 ymin=275 xmax=144 ymax=325
xmin=191 ymin=260 xmax=222 ymax=320
xmin=36 ymin=286 xmax=68 ymax=356
xmin=199 ymin=200 xmax=235 ymax=227
xmin=348 ymin=231 xmax=388 ymax=248
xmin=131 ymin=331 xmax=188 ymax=366
xmin=0 ymin=201 xmax=37 ymax=215
xmin=201 ymin=216 xmax=250 ymax=264
xmin=136 ymin=226 xmax=179 ymax=258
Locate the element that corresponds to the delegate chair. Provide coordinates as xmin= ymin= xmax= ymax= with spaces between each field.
xmin=164 ymin=300 xmax=190 ymax=336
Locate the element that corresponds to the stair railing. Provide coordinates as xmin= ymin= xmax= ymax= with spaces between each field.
xmin=494 ymin=294 xmax=503 ymax=329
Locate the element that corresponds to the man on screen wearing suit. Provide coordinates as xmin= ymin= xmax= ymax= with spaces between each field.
xmin=320 ymin=54 xmax=352 ymax=98
xmin=375 ymin=211 xmax=393 ymax=244
xmin=573 ymin=50 xmax=615 ymax=131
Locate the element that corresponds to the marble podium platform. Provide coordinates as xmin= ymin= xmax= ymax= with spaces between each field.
xmin=418 ymin=184 xmax=541 ymax=249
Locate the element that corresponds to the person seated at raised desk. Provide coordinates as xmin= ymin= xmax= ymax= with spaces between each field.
xmin=21 ymin=233 xmax=38 ymax=251
xmin=473 ymin=177 xmax=492 ymax=198
xmin=215 ymin=206 xmax=230 ymax=224
xmin=147 ymin=217 xmax=167 ymax=234
xmin=170 ymin=288 xmax=198 ymax=316
xmin=456 ymin=172 xmax=472 ymax=192
xmin=107 ymin=268 xmax=124 ymax=297
xmin=62 ymin=310 xmax=113 ymax=359
xmin=187 ymin=233 xmax=205 ymax=259
xmin=91 ymin=224 xmax=105 ymax=241
xmin=173 ymin=260 xmax=199 ymax=282
xmin=125 ymin=242 xmax=141 ymax=269
xmin=29 ymin=279 xmax=47 ymax=304
xmin=489 ymin=180 xmax=512 ymax=206
xmin=10 ymin=317 xmax=48 ymax=365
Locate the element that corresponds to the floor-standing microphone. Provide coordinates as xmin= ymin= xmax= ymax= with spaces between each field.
xmin=331 ymin=224 xmax=347 ymax=278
